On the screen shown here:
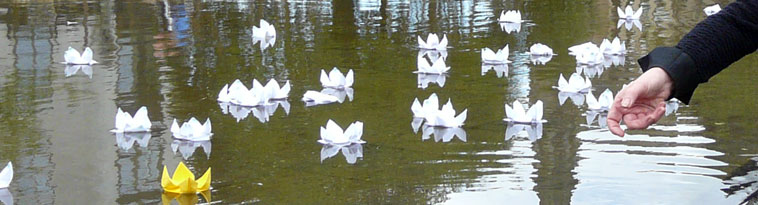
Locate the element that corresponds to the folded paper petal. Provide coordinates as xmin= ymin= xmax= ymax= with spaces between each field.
xmin=161 ymin=162 xmax=211 ymax=194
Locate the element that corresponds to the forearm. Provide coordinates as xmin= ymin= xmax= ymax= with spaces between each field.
xmin=638 ymin=0 xmax=758 ymax=104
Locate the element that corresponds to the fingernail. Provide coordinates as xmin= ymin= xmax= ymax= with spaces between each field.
xmin=621 ymin=98 xmax=631 ymax=107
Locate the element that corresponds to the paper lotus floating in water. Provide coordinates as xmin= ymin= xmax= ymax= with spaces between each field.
xmin=617 ymin=5 xmax=643 ymax=20
xmin=115 ymin=132 xmax=151 ymax=151
xmin=504 ymin=100 xmax=546 ymax=124
xmin=171 ymin=118 xmax=212 ymax=141
xmin=253 ymin=35 xmax=276 ymax=51
xmin=617 ymin=19 xmax=642 ymax=31
xmin=529 ymin=43 xmax=555 ymax=56
xmin=418 ymin=49 xmax=447 ymax=63
xmin=417 ymin=73 xmax=447 ymax=89
xmin=416 ymin=56 xmax=451 ymax=74
xmin=218 ymin=79 xmax=271 ymax=107
xmin=586 ymin=89 xmax=614 ymax=111
xmin=112 ymin=106 xmax=151 ymax=133
xmin=320 ymin=68 xmax=354 ymax=89
xmin=499 ymin=22 xmax=521 ymax=34
xmin=302 ymin=87 xmax=354 ymax=106
xmin=498 ymin=10 xmax=522 ymax=23
xmin=704 ymin=4 xmax=721 ymax=16
xmin=421 ymin=126 xmax=467 ymax=142
xmin=63 ymin=47 xmax=98 ymax=65
xmin=505 ymin=122 xmax=543 ymax=142
xmin=64 ymin=65 xmax=93 ymax=78
xmin=585 ymin=110 xmax=608 ymax=128
xmin=556 ymin=73 xmax=592 ymax=93
xmin=161 ymin=162 xmax=211 ymax=194
xmin=411 ymin=93 xmax=468 ymax=128
xmin=482 ymin=63 xmax=508 ymax=78
xmin=599 ymin=37 xmax=626 ymax=55
xmin=319 ymin=120 xmax=365 ymax=146
xmin=481 ymin=45 xmax=510 ymax=64
xmin=321 ymin=143 xmax=363 ymax=164
xmin=418 ymin=33 xmax=448 ymax=51
xmin=252 ymin=19 xmax=276 ymax=39
xmin=0 ymin=162 xmax=12 ymax=189
xmin=569 ymin=42 xmax=604 ymax=65
xmin=172 ymin=139 xmax=211 ymax=160
xmin=665 ymin=99 xmax=680 ymax=116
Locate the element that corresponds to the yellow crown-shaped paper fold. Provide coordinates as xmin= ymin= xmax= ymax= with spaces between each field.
xmin=161 ymin=162 xmax=211 ymax=194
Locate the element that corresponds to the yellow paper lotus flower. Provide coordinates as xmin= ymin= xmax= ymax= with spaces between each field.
xmin=161 ymin=162 xmax=211 ymax=194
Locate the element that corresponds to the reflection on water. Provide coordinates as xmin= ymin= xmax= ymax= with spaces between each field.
xmin=0 ymin=0 xmax=755 ymax=204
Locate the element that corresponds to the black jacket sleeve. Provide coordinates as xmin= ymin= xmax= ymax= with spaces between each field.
xmin=638 ymin=0 xmax=758 ymax=104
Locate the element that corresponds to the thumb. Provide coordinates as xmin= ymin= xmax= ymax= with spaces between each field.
xmin=616 ymin=83 xmax=645 ymax=108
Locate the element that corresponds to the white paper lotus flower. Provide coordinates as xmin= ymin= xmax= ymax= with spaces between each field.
xmin=411 ymin=93 xmax=439 ymax=118
xmin=665 ymin=99 xmax=680 ymax=116
xmin=112 ymin=106 xmax=152 ymax=133
xmin=504 ymin=100 xmax=545 ymax=124
xmin=318 ymin=120 xmax=365 ymax=146
xmin=599 ymin=37 xmax=626 ymax=55
xmin=302 ymin=90 xmax=340 ymax=106
xmin=418 ymin=49 xmax=447 ymax=63
xmin=481 ymin=45 xmax=510 ymax=64
xmin=252 ymin=35 xmax=276 ymax=51
xmin=115 ymin=132 xmax=151 ymax=151
xmin=320 ymin=67 xmax=354 ymax=89
xmin=585 ymin=110 xmax=608 ymax=128
xmin=556 ymin=73 xmax=592 ymax=93
xmin=64 ymin=65 xmax=93 ymax=78
xmin=617 ymin=5 xmax=643 ymax=20
xmin=499 ymin=22 xmax=521 ymax=34
xmin=498 ymin=10 xmax=522 ymax=23
xmin=482 ymin=63 xmax=508 ymax=78
xmin=418 ymin=33 xmax=448 ymax=50
xmin=416 ymin=56 xmax=450 ymax=74
xmin=417 ymin=73 xmax=447 ymax=89
xmin=321 ymin=87 xmax=354 ymax=103
xmin=252 ymin=19 xmax=276 ymax=39
xmin=505 ymin=122 xmax=542 ymax=141
xmin=586 ymin=89 xmax=613 ymax=111
xmin=558 ymin=91 xmax=586 ymax=106
xmin=0 ymin=162 xmax=11 ymax=189
xmin=529 ymin=43 xmax=555 ymax=56
xmin=218 ymin=79 xmax=274 ymax=107
xmin=171 ymin=118 xmax=213 ymax=141
xmin=264 ymin=79 xmax=290 ymax=100
xmin=704 ymin=4 xmax=721 ymax=16
xmin=171 ymin=139 xmax=211 ymax=160
xmin=423 ymin=99 xmax=467 ymax=128
xmin=569 ymin=42 xmax=604 ymax=65
xmin=617 ymin=19 xmax=642 ymax=31
xmin=63 ymin=47 xmax=98 ymax=65
xmin=421 ymin=126 xmax=467 ymax=142
xmin=320 ymin=143 xmax=363 ymax=164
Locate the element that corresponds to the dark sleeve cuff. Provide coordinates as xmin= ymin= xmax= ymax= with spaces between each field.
xmin=637 ymin=47 xmax=700 ymax=104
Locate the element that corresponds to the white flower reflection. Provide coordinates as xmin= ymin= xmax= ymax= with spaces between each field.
xmin=115 ymin=132 xmax=151 ymax=151
xmin=417 ymin=73 xmax=447 ymax=89
xmin=558 ymin=91 xmax=586 ymax=106
xmin=320 ymin=143 xmax=363 ymax=164
xmin=219 ymin=100 xmax=290 ymax=122
xmin=585 ymin=110 xmax=608 ymax=128
xmin=64 ymin=65 xmax=93 ymax=78
xmin=421 ymin=125 xmax=467 ymax=143
xmin=171 ymin=139 xmax=211 ymax=160
xmin=482 ymin=63 xmax=508 ymax=78
xmin=617 ymin=19 xmax=642 ymax=31
xmin=505 ymin=122 xmax=543 ymax=142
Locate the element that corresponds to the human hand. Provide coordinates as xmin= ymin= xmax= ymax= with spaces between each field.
xmin=607 ymin=67 xmax=674 ymax=137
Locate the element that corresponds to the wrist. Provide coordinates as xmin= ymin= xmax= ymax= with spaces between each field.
xmin=647 ymin=67 xmax=674 ymax=97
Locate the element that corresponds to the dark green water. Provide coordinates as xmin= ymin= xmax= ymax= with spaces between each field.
xmin=0 ymin=0 xmax=756 ymax=204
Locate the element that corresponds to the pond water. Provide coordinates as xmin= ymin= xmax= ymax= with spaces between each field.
xmin=0 ymin=0 xmax=756 ymax=204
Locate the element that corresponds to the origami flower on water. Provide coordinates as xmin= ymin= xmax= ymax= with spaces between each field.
xmin=599 ymin=37 xmax=626 ymax=55
xmin=302 ymin=90 xmax=340 ymax=106
xmin=264 ymin=79 xmax=290 ymax=100
xmin=482 ymin=63 xmax=508 ymax=78
xmin=665 ymin=99 xmax=680 ymax=116
xmin=504 ymin=100 xmax=546 ymax=124
xmin=171 ymin=118 xmax=212 ymax=141
xmin=423 ymin=100 xmax=467 ymax=128
xmin=569 ymin=42 xmax=604 ymax=65
xmin=217 ymin=79 xmax=274 ymax=107
xmin=418 ymin=33 xmax=448 ymax=51
xmin=63 ymin=47 xmax=98 ymax=65
xmin=161 ymin=162 xmax=211 ymax=194
xmin=586 ymin=89 xmax=614 ymax=111
xmin=505 ymin=122 xmax=543 ymax=142
xmin=112 ymin=106 xmax=151 ymax=133
xmin=704 ymin=4 xmax=721 ymax=16
xmin=416 ymin=56 xmax=450 ymax=74
xmin=481 ymin=45 xmax=510 ymax=64
xmin=498 ymin=10 xmax=522 ymax=23
xmin=556 ymin=73 xmax=592 ymax=93
xmin=319 ymin=120 xmax=365 ymax=146
xmin=528 ymin=43 xmax=555 ymax=56
xmin=617 ymin=5 xmax=643 ymax=20
xmin=320 ymin=67 xmax=354 ymax=89
xmin=64 ymin=65 xmax=93 ymax=78
xmin=321 ymin=143 xmax=363 ymax=164
xmin=0 ymin=162 xmax=12 ymax=189
xmin=252 ymin=19 xmax=276 ymax=39
xmin=411 ymin=93 xmax=440 ymax=119
xmin=421 ymin=126 xmax=467 ymax=142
